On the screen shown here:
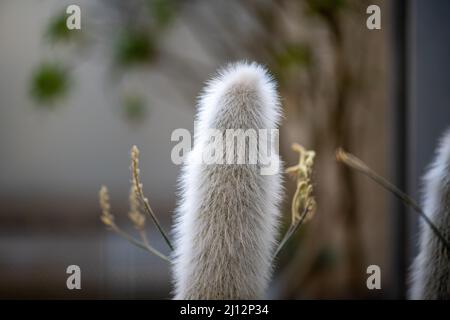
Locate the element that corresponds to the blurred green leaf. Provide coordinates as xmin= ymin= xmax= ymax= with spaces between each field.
xmin=274 ymin=43 xmax=313 ymax=83
xmin=123 ymin=94 xmax=148 ymax=122
xmin=149 ymin=0 xmax=175 ymax=28
xmin=46 ymin=11 xmax=81 ymax=43
xmin=30 ymin=62 xmax=69 ymax=105
xmin=114 ymin=31 xmax=156 ymax=66
xmin=314 ymin=246 xmax=338 ymax=270
xmin=305 ymin=0 xmax=346 ymax=17
xmin=275 ymin=44 xmax=313 ymax=72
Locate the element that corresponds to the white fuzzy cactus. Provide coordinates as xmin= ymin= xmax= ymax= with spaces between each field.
xmin=410 ymin=129 xmax=450 ymax=299
xmin=171 ymin=62 xmax=283 ymax=299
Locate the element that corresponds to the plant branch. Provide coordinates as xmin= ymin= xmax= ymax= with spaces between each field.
xmin=131 ymin=146 xmax=174 ymax=251
xmin=273 ymin=143 xmax=316 ymax=260
xmin=274 ymin=207 xmax=309 ymax=259
xmin=109 ymin=224 xmax=171 ymax=262
xmin=336 ymin=148 xmax=450 ymax=252
xmin=98 ymin=185 xmax=170 ymax=262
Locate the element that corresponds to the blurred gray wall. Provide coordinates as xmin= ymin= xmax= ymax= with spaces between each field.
xmin=0 ymin=0 xmax=196 ymax=203
xmin=0 ymin=0 xmax=208 ymax=298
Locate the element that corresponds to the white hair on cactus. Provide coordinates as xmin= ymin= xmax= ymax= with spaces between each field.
xmin=171 ymin=61 xmax=283 ymax=299
xmin=409 ymin=128 xmax=450 ymax=299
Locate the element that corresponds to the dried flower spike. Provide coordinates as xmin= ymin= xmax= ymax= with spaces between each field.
xmin=99 ymin=185 xmax=115 ymax=227
xmin=286 ymin=143 xmax=316 ymax=224
xmin=128 ymin=185 xmax=146 ymax=230
xmin=130 ymin=145 xmax=173 ymax=250
xmin=97 ymin=183 xmax=170 ymax=262
xmin=274 ymin=143 xmax=316 ymax=259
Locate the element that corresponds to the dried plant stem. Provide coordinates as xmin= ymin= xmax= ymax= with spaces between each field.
xmin=109 ymin=224 xmax=170 ymax=262
xmin=274 ymin=143 xmax=316 ymax=260
xmin=336 ymin=148 xmax=450 ymax=252
xmin=139 ymin=229 xmax=151 ymax=248
xmin=274 ymin=207 xmax=309 ymax=259
xmin=131 ymin=146 xmax=174 ymax=251
xmin=99 ymin=185 xmax=170 ymax=262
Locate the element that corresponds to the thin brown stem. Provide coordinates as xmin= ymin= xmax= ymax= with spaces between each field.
xmin=274 ymin=207 xmax=310 ymax=259
xmin=336 ymin=148 xmax=450 ymax=252
xmin=274 ymin=144 xmax=316 ymax=260
xmin=139 ymin=229 xmax=150 ymax=248
xmin=109 ymin=224 xmax=171 ymax=262
xmin=131 ymin=146 xmax=174 ymax=251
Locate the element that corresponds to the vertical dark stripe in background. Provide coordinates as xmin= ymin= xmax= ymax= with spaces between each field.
xmin=389 ymin=0 xmax=408 ymax=300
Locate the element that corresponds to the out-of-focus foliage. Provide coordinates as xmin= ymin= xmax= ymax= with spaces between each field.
xmin=115 ymin=31 xmax=156 ymax=67
xmin=275 ymin=43 xmax=313 ymax=82
xmin=122 ymin=93 xmax=148 ymax=122
xmin=30 ymin=62 xmax=69 ymax=105
xmin=46 ymin=11 xmax=82 ymax=43
xmin=30 ymin=0 xmax=181 ymax=117
xmin=276 ymin=44 xmax=312 ymax=70
xmin=314 ymin=246 xmax=338 ymax=270
xmin=305 ymin=0 xmax=347 ymax=17
xmin=149 ymin=0 xmax=176 ymax=28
